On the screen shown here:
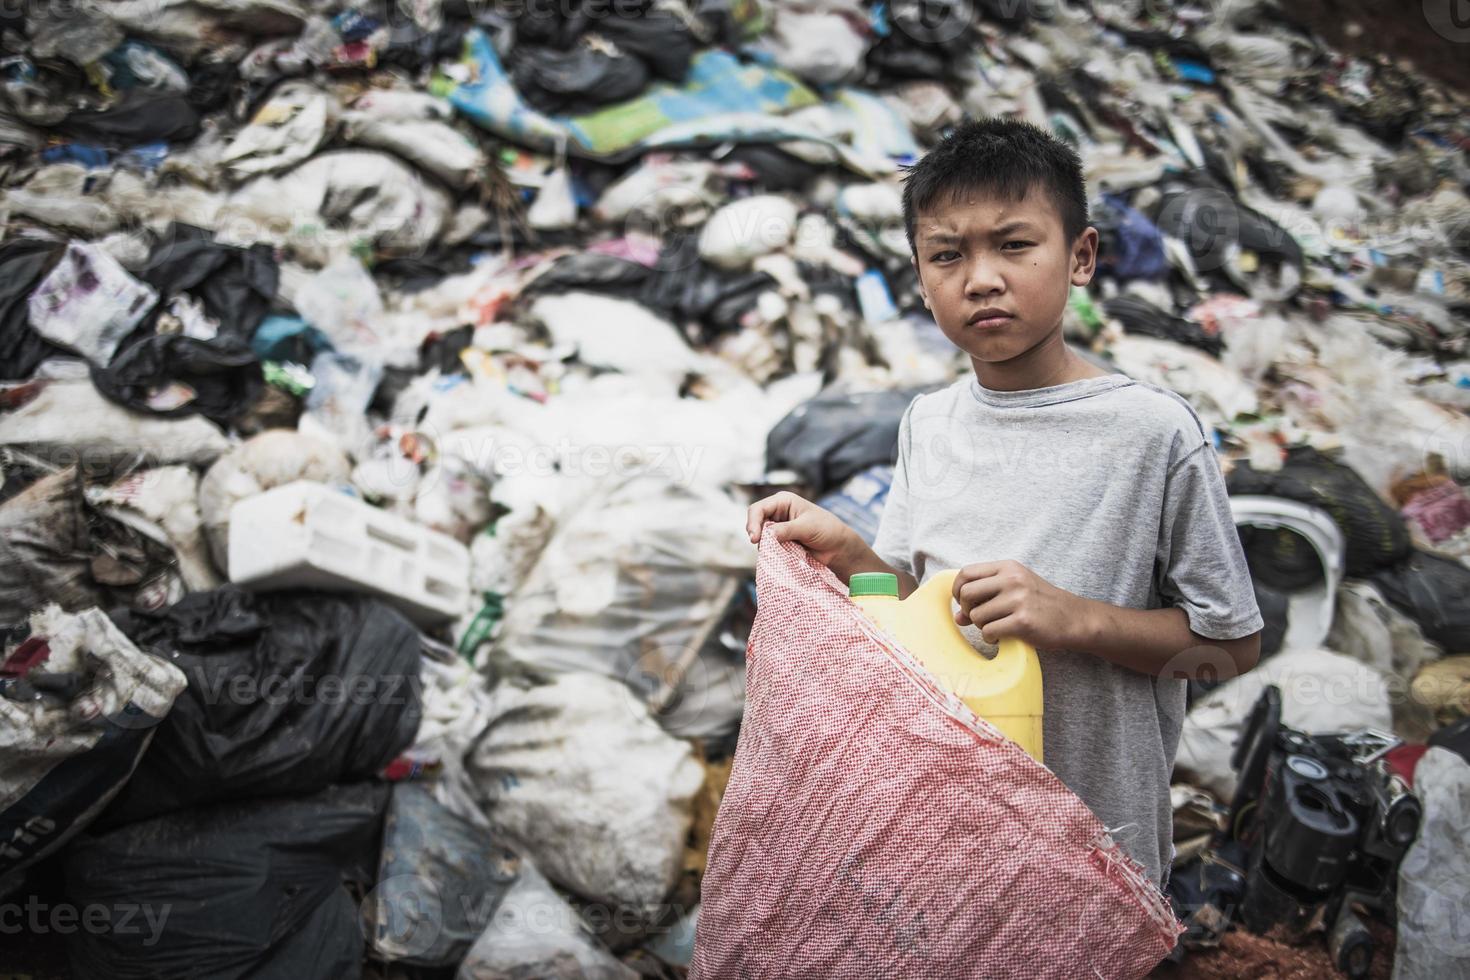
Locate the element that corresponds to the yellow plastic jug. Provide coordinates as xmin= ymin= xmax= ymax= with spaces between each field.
xmin=849 ymin=571 xmax=1044 ymax=762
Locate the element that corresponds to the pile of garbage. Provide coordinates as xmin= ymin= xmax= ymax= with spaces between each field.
xmin=1 ymin=0 xmax=1468 ymax=977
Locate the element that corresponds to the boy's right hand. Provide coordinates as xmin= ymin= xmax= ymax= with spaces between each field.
xmin=746 ymin=491 xmax=860 ymax=569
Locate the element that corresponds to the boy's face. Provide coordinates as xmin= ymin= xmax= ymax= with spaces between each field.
xmin=911 ymin=186 xmax=1097 ymax=369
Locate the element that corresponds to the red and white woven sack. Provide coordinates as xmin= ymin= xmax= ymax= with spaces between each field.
xmin=690 ymin=530 xmax=1183 ymax=979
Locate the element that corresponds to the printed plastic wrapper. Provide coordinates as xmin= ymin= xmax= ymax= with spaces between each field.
xmin=690 ymin=530 xmax=1182 ymax=979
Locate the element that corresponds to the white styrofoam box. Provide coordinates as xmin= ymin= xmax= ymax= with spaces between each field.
xmin=228 ymin=480 xmax=471 ymax=626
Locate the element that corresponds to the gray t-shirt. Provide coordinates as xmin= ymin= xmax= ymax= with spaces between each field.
xmin=871 ymin=372 xmax=1263 ymax=888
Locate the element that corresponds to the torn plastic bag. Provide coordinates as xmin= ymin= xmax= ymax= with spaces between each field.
xmin=366 ymin=782 xmax=520 ymax=967
xmin=487 ymin=472 xmax=752 ymax=740
xmin=341 ymin=110 xmax=484 ymax=188
xmin=1368 ymin=550 xmax=1470 ymax=653
xmin=57 ymin=92 xmax=200 ymax=147
xmin=90 ymin=466 xmax=221 ymax=593
xmin=457 ymin=856 xmax=638 ymax=980
xmin=220 ymin=80 xmax=337 ymax=176
xmin=1226 ymin=446 xmax=1411 ymax=576
xmin=0 ymin=238 xmax=67 ymax=381
xmin=1329 ymin=580 xmax=1441 ymax=680
xmin=0 ymin=381 xmax=230 ymax=469
xmin=1393 ymin=747 xmax=1470 ymax=980
xmin=690 ymin=533 xmax=1182 ymax=978
xmin=221 ymin=150 xmax=450 ymax=265
xmin=1175 ymin=648 xmax=1394 ymax=802
xmin=468 ymin=672 xmax=705 ymax=914
xmin=766 ymin=384 xmax=934 ymax=495
xmin=0 ymin=605 xmax=186 ymax=881
xmin=136 ymin=224 xmax=279 ymax=341
xmin=197 ymin=429 xmax=351 ymax=573
xmin=0 ymin=468 xmax=184 ymax=629
xmin=26 ymin=242 xmax=157 ymax=365
xmin=64 ymin=782 xmax=388 ymax=980
xmin=99 ymin=587 xmax=420 ymax=826
xmin=91 ymin=334 xmax=263 ymax=426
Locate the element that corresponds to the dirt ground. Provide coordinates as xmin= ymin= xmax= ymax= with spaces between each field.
xmin=1152 ymin=920 xmax=1397 ymax=980
xmin=1280 ymin=0 xmax=1470 ymax=92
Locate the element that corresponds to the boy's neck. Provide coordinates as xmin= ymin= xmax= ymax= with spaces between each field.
xmin=969 ymin=329 xmax=1107 ymax=392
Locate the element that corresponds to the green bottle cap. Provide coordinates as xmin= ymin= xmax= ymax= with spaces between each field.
xmin=849 ymin=572 xmax=899 ymax=598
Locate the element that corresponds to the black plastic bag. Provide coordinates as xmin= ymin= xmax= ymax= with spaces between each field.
xmin=595 ymin=5 xmax=695 ymax=81
xmin=58 ymin=92 xmax=200 ymax=146
xmin=1237 ymin=523 xmax=1324 ymax=592
xmin=1254 ymin=578 xmax=1289 ymax=658
xmin=766 ymin=385 xmax=938 ymax=496
xmin=137 ymin=224 xmax=279 ymax=341
xmin=1104 ymin=295 xmax=1222 ymax=355
xmin=1226 ymin=446 xmax=1410 ymax=576
xmin=1368 ymin=550 xmax=1470 ymax=652
xmin=64 ymin=782 xmax=389 ymax=980
xmin=100 ymin=588 xmax=422 ymax=826
xmin=721 ymin=144 xmax=822 ymax=191
xmin=0 ymin=238 xmax=66 ymax=381
xmin=1153 ymin=182 xmax=1303 ymax=276
xmin=511 ymin=43 xmax=649 ymax=115
xmin=91 ymin=334 xmax=263 ymax=426
xmin=367 ymin=783 xmax=519 ymax=966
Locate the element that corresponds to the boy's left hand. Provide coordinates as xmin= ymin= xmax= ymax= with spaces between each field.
xmin=953 ymin=560 xmax=1085 ymax=650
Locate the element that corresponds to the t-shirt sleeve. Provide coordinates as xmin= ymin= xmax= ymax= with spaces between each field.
xmin=871 ymin=398 xmax=917 ymax=580
xmin=1155 ymin=443 xmax=1264 ymax=640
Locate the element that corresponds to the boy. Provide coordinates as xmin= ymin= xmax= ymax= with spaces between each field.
xmin=745 ymin=118 xmax=1263 ymax=890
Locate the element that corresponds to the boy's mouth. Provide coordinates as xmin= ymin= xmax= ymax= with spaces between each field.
xmin=966 ymin=308 xmax=1015 ymax=329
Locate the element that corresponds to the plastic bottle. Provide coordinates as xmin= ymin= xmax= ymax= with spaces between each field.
xmin=849 ymin=571 xmax=1044 ymax=762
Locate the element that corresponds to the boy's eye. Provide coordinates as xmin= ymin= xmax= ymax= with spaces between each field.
xmin=930 ymin=250 xmax=960 ymax=262
xmin=1002 ymin=241 xmax=1034 ymax=251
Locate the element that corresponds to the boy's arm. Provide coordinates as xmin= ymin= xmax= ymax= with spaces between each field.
xmin=952 ymin=559 xmax=1261 ymax=680
xmin=1067 ymin=598 xmax=1261 ymax=680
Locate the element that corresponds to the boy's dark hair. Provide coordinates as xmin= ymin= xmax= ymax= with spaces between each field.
xmin=901 ymin=117 xmax=1090 ymax=252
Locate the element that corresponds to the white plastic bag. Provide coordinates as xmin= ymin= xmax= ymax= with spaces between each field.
xmin=488 ymin=472 xmax=752 ymax=739
xmin=468 ymin=672 xmax=705 ymax=914
xmin=1393 ymin=747 xmax=1470 ymax=980
xmin=0 ymin=606 xmax=187 ymax=883
xmin=27 ymin=242 xmax=158 ymax=364
xmin=456 ymin=858 xmax=637 ymax=980
xmin=1175 ymin=648 xmax=1394 ymax=801
xmin=698 ymin=195 xmax=798 ymax=269
xmin=219 ymin=81 xmax=337 ymax=176
xmin=0 ymin=382 xmax=230 ymax=467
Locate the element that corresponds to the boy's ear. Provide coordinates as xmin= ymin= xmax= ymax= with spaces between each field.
xmin=911 ymin=254 xmax=930 ymax=309
xmin=1070 ymin=226 xmax=1099 ymax=287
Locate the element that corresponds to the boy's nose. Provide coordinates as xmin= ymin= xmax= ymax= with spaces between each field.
xmin=962 ymin=257 xmax=1005 ymax=297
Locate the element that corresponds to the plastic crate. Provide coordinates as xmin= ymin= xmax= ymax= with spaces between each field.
xmin=228 ymin=480 xmax=470 ymax=626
